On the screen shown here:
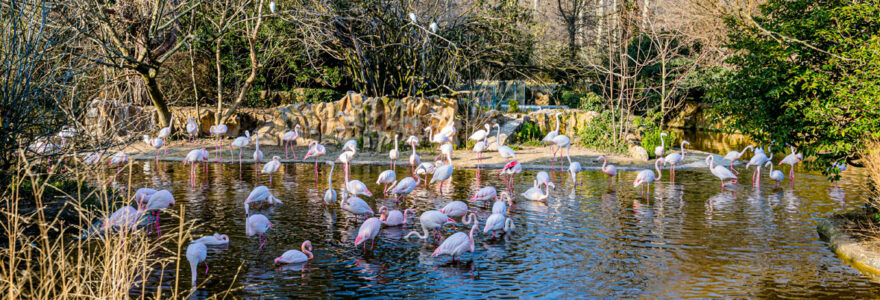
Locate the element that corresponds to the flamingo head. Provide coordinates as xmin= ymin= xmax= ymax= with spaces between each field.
xmin=272 ymin=156 xmax=281 ymax=161
xmin=274 ymin=257 xmax=282 ymax=264
xmin=354 ymin=236 xmax=364 ymax=246
xmin=633 ymin=177 xmax=643 ymax=187
xmin=502 ymin=160 xmax=519 ymax=171
xmin=597 ymin=155 xmax=606 ymax=162
xmin=446 ymin=218 xmax=457 ymax=225
xmin=216 ymin=234 xmax=230 ymax=243
xmin=660 ymin=132 xmax=667 ymax=137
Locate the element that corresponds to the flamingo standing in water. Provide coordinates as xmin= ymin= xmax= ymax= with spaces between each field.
xmin=405 ymin=210 xmax=456 ymax=240
xmin=779 ymin=144 xmax=803 ymax=180
xmin=143 ymin=135 xmax=163 ymax=164
xmin=484 ymin=212 xmax=515 ymax=238
xmin=355 ymin=217 xmax=382 ymax=251
xmin=407 ymin=136 xmax=421 ymax=177
xmin=336 ymin=150 xmax=355 ymax=182
xmin=493 ymin=192 xmax=514 ymax=215
xmin=253 ymin=132 xmax=264 ymax=168
xmin=746 ymin=141 xmax=774 ymax=186
xmin=722 ymin=145 xmax=754 ymax=174
xmin=655 ymin=132 xmax=667 ymax=158
xmin=390 ymin=173 xmax=420 ymax=202
xmin=229 ymin=130 xmax=251 ymax=164
xmin=379 ymin=207 xmax=415 ymax=226
xmin=389 ymin=134 xmax=400 ymax=168
xmin=102 ymin=206 xmax=143 ymax=232
xmin=186 ymin=242 xmax=208 ymax=287
xmin=134 ymin=188 xmax=158 ymax=210
xmin=569 ymin=161 xmax=583 ymax=184
xmin=185 ymin=117 xmax=198 ymax=143
xmin=431 ymin=154 xmax=454 ymax=195
xmin=145 ymin=190 xmax=175 ymax=236
xmin=109 ymin=152 xmax=129 ymax=175
xmin=193 ymin=233 xmax=230 ymax=245
xmin=633 ymin=158 xmax=664 ymax=195
xmin=183 ymin=148 xmax=207 ymax=184
xmin=246 ymin=214 xmax=273 ymax=250
xmin=209 ymin=124 xmax=228 ymax=161
xmin=765 ymin=161 xmax=785 ymax=187
xmin=157 ymin=116 xmax=172 ymax=155
xmin=244 ymin=185 xmax=283 ymax=215
xmin=432 ymin=213 xmax=478 ymax=261
xmin=341 ymin=191 xmax=374 ymax=220
xmin=282 ymin=125 xmax=301 ymax=159
xmin=470 ymin=186 xmax=497 ymax=202
xmin=536 ymin=171 xmax=555 ymax=189
xmin=416 ymin=162 xmax=435 ymax=183
xmin=498 ymin=160 xmax=522 ymax=191
xmin=303 ymin=141 xmax=326 ymax=175
xmin=597 ymin=155 xmax=617 ymax=182
xmin=435 ymin=143 xmax=453 ymax=163
xmin=706 ymin=155 xmax=738 ymax=189
xmin=439 ymin=201 xmax=470 ymax=222
xmin=663 ymin=140 xmax=690 ymax=182
xmin=493 ymin=124 xmax=516 ymax=161
xmin=262 ymin=156 xmax=282 ymax=184
xmin=376 ymin=169 xmax=397 ymax=196
xmin=542 ymin=112 xmax=562 ymax=161
xmin=521 ymin=180 xmax=551 ymax=201
xmin=323 ymin=161 xmax=337 ymax=205
xmin=275 ymin=241 xmax=314 ymax=264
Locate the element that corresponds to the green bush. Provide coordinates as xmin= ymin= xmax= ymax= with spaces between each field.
xmin=507 ymin=99 xmax=520 ymax=113
xmin=512 ymin=122 xmax=543 ymax=146
xmin=557 ymin=90 xmax=604 ymax=111
xmin=641 ymin=129 xmax=679 ymax=158
xmin=578 ymin=111 xmax=626 ymax=153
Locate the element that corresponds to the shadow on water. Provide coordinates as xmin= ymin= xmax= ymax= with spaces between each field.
xmin=120 ymin=158 xmax=880 ymax=298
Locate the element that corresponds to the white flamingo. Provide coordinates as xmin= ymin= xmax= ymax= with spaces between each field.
xmin=244 ymin=185 xmax=283 ymax=215
xmin=542 ymin=112 xmax=563 ymax=161
xmin=303 ymin=141 xmax=327 ymax=175
xmin=706 ymin=155 xmax=738 ymax=189
xmin=765 ymin=161 xmax=785 ymax=187
xmin=633 ymin=158 xmax=664 ymax=195
xmin=493 ymin=124 xmax=516 ymax=160
xmin=355 ymin=217 xmax=382 ymax=251
xmin=469 ymin=124 xmax=491 ymax=144
xmin=275 ymin=241 xmax=314 ymax=264
xmin=342 ymin=139 xmax=358 ymax=153
xmin=109 ymin=152 xmax=129 ymax=175
xmin=405 ymin=210 xmax=456 ymax=240
xmin=493 ymin=192 xmax=514 ymax=215
xmin=262 ymin=156 xmax=282 ymax=184
xmin=655 ymin=132 xmax=667 ymax=158
xmin=253 ymin=132 xmax=264 ymax=167
xmin=432 ymin=214 xmax=478 ymax=261
xmin=440 ymin=201 xmax=472 ymax=222
xmin=143 ymin=134 xmax=163 ymax=163
xmin=536 ymin=171 xmax=554 ymax=189
xmin=470 ymin=186 xmax=497 ymax=202
xmin=245 ymin=214 xmax=273 ymax=250
xmin=551 ymin=134 xmax=571 ymax=167
xmin=407 ymin=136 xmax=421 ymax=177
xmin=483 ymin=212 xmax=515 ymax=238
xmin=722 ymin=145 xmax=754 ymax=174
xmin=431 ymin=161 xmax=454 ymax=195
xmin=779 ymin=144 xmax=803 ymax=180
xmin=521 ymin=180 xmax=551 ymax=201
xmin=157 ymin=116 xmax=173 ymax=155
xmin=323 ymin=161 xmax=337 ymax=205
xmin=597 ymin=155 xmax=617 ymax=182
xmin=145 ymin=190 xmax=175 ymax=236
xmin=282 ymin=125 xmax=301 ymax=159
xmin=663 ymin=140 xmax=690 ymax=181
xmin=341 ymin=192 xmax=374 ymax=219
xmin=376 ymin=169 xmax=397 ymax=196
xmin=186 ymin=242 xmax=208 ymax=287
xmin=379 ymin=206 xmax=415 ymax=226
xmin=229 ymin=130 xmax=251 ymax=164
xmin=185 ymin=117 xmax=198 ymax=143
xmin=425 ymin=126 xmax=451 ymax=145
xmin=390 ymin=173 xmax=421 ymax=202
xmin=389 ymin=134 xmax=400 ymax=168
xmin=193 ymin=233 xmax=230 ymax=245
xmin=209 ymin=124 xmax=228 ymax=161
xmin=746 ymin=141 xmax=775 ymax=186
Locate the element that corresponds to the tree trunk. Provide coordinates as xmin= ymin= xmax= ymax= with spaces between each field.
xmin=215 ymin=38 xmax=224 ymax=125
xmin=142 ymin=70 xmax=171 ymax=128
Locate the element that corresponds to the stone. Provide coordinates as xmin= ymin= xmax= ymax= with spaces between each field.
xmin=628 ymin=145 xmax=650 ymax=162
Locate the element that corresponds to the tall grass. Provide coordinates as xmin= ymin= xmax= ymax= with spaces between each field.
xmin=0 ymin=150 xmax=226 ymax=299
xmin=861 ymin=140 xmax=880 ymax=211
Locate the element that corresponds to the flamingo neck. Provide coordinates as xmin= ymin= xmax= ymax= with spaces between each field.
xmin=601 ymin=157 xmax=608 ymax=171
xmin=680 ymin=142 xmax=687 ymax=158
xmin=654 ymin=159 xmax=663 ymax=181
xmin=327 ymin=164 xmax=334 ymax=186
xmin=742 ymin=145 xmax=754 ymax=155
xmin=495 ymin=126 xmax=502 ymax=146
xmin=708 ymin=156 xmax=715 ymax=169
xmin=302 ymin=244 xmax=313 ymax=259
xmin=565 ymin=146 xmax=572 ymax=164
xmin=190 ymin=260 xmax=198 ymax=286
xmin=394 ymin=135 xmax=398 ymax=149
xmin=554 ymin=113 xmax=560 ymax=131
xmin=660 ymin=134 xmax=665 ymax=148
xmin=469 ymin=219 xmax=478 ymax=250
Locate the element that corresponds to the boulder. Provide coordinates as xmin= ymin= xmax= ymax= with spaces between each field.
xmin=628 ymin=145 xmax=650 ymax=162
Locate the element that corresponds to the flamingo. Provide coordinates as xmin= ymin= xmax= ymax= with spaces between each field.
xmin=438 ymin=115 xmax=457 ymax=140
xmin=109 ymin=152 xmax=129 ymax=175
xmin=779 ymin=144 xmax=803 ymax=180
xmin=432 ymin=214 xmax=478 ymax=261
xmin=134 ymin=188 xmax=158 ymax=210
xmin=439 ymin=201 xmax=470 ymax=221
xmin=407 ymin=136 xmax=421 ymax=177
xmin=244 ymin=185 xmax=283 ymax=215
xmin=663 ymin=140 xmax=691 ymax=181
xmin=493 ymin=124 xmax=516 ymax=160
xmin=209 ymin=124 xmax=228 ymax=161
xmin=425 ymin=126 xmax=451 ymax=145
xmin=342 ymin=139 xmax=358 ymax=153
xmin=355 ymin=217 xmax=382 ymax=251
xmin=746 ymin=141 xmax=774 ymax=186
xmin=416 ymin=162 xmax=435 ymax=183
xmin=469 ymin=124 xmax=491 ymax=144
xmin=82 ymin=152 xmax=102 ymax=166
xmin=336 ymin=150 xmax=355 ymax=181
xmin=186 ymin=242 xmax=208 ymax=287
xmin=341 ymin=192 xmax=374 ymax=219
xmin=253 ymin=132 xmax=264 ymax=167
xmin=435 ymin=143 xmax=453 ymax=163
xmin=157 ymin=116 xmax=172 ymax=155
xmin=145 ymin=190 xmax=175 ymax=236
xmin=569 ymin=161 xmax=583 ymax=184
xmin=275 ymin=241 xmax=314 ymax=264
xmin=262 ymin=156 xmax=282 ymax=184
xmin=143 ymin=135 xmax=163 ymax=164
xmin=389 ymin=134 xmax=400 ymax=168
xmin=655 ymin=132 xmax=667 ymax=158
xmin=536 ymin=171 xmax=555 ymax=189
xmin=303 ymin=141 xmax=327 ymax=175
xmin=102 ymin=206 xmax=143 ymax=232
xmin=551 ymin=134 xmax=571 ymax=169
xmin=498 ymin=160 xmax=522 ymax=191
xmin=493 ymin=192 xmax=514 ymax=215
xmin=346 ymin=178 xmax=373 ymax=198
xmin=193 ymin=233 xmax=230 ymax=245
xmin=722 ymin=145 xmax=754 ymax=174
xmin=765 ymin=161 xmax=785 ymax=187
xmin=282 ymin=125 xmax=301 ymax=159
xmin=472 ymin=135 xmax=489 ymax=164
xmin=323 ymin=161 xmax=337 ymax=205
xmin=229 ymin=130 xmax=251 ymax=164
xmin=633 ymin=158 xmax=664 ymax=195
xmin=183 ymin=148 xmax=207 ymax=183
xmin=185 ymin=117 xmax=198 ymax=143
xmin=377 ymin=169 xmax=397 ymax=196
xmin=542 ymin=112 xmax=562 ymax=161
xmin=431 ymin=162 xmax=453 ymax=195
xmin=390 ymin=173 xmax=421 ymax=202
xmin=246 ymin=214 xmax=273 ymax=250
xmin=483 ymin=213 xmax=515 ymax=238
xmin=379 ymin=206 xmax=415 ymax=226
xmin=521 ymin=180 xmax=551 ymax=201
xmin=706 ymin=155 xmax=738 ymax=189
xmin=470 ymin=186 xmax=497 ymax=202
xmin=597 ymin=155 xmax=617 ymax=182
xmin=405 ymin=210 xmax=456 ymax=240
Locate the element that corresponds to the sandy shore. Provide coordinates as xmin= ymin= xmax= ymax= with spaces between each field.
xmin=123 ymin=138 xmax=732 ymax=172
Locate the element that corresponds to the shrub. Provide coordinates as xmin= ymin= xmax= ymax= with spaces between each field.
xmin=641 ymin=129 xmax=680 ymax=159
xmin=579 ymin=111 xmax=626 ymax=153
xmin=507 ymin=99 xmax=520 ymax=113
xmin=512 ymin=122 xmax=543 ymax=146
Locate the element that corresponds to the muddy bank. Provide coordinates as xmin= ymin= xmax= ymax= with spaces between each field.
xmin=818 ymin=211 xmax=880 ymax=281
xmin=123 ymin=138 xmax=736 ymax=172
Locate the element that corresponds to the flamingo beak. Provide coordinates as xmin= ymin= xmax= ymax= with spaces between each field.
xmin=274 ymin=257 xmax=280 ymax=264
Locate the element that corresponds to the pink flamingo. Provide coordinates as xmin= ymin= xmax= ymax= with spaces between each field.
xmin=390 ymin=173 xmax=420 ymax=202
xmin=379 ymin=206 xmax=415 ymax=226
xmin=779 ymin=144 xmax=803 ymax=180
xmin=244 ymin=185 xmax=283 ymax=215
xmin=134 ymin=188 xmax=158 ymax=210
xmin=145 ymin=190 xmax=175 ymax=236
xmin=193 ymin=233 xmax=230 ymax=245
xmin=470 ymin=124 xmax=491 ymax=164
xmin=470 ymin=186 xmax=497 ymax=202
xmin=143 ymin=134 xmax=163 ymax=164
xmin=633 ymin=158 xmax=664 ymax=195
xmin=209 ymin=124 xmax=228 ymax=161
xmin=493 ymin=124 xmax=516 ymax=161
xmin=498 ymin=160 xmax=522 ymax=191
xmin=407 ymin=136 xmax=421 ymax=178
xmin=282 ymin=125 xmax=301 ymax=159
xmin=109 ymin=152 xmax=129 ymax=176
xmin=157 ymin=116 xmax=172 ymax=155
xmin=389 ymin=134 xmax=400 ymax=168
xmin=341 ymin=191 xmax=374 ymax=220
xmin=663 ymin=140 xmax=690 ymax=182
xmin=275 ymin=241 xmax=314 ymax=264
xmin=186 ymin=242 xmax=208 ymax=287
xmin=185 ymin=117 xmax=198 ymax=143
xmin=746 ymin=141 xmax=774 ymax=186
xmin=431 ymin=161 xmax=453 ymax=195
xmin=542 ymin=113 xmax=562 ymax=161
xmin=722 ymin=145 xmax=754 ymax=174
xmin=492 ymin=191 xmax=514 ymax=215
xmin=184 ymin=148 xmax=207 ymax=184
xmin=765 ymin=161 xmax=785 ymax=187
xmin=483 ymin=212 xmax=515 ymax=238
xmin=102 ymin=206 xmax=142 ymax=232
xmin=655 ymin=132 xmax=667 ymax=158
xmin=707 ymin=155 xmax=738 ymax=189
xmin=261 ymin=156 xmax=281 ymax=184
xmin=432 ymin=213 xmax=478 ymax=261
xmin=376 ymin=170 xmax=397 ymax=196
xmin=229 ymin=130 xmax=251 ymax=164
xmin=253 ymin=132 xmax=264 ymax=168
xmin=439 ymin=201 xmax=470 ymax=222
xmin=324 ymin=161 xmax=337 ymax=205
xmin=303 ymin=141 xmax=327 ymax=176
xmin=246 ymin=214 xmax=273 ymax=250
xmin=597 ymin=155 xmax=617 ymax=182
xmin=405 ymin=210 xmax=456 ymax=240
xmin=521 ymin=180 xmax=551 ymax=201
xmin=336 ymin=150 xmax=355 ymax=181
xmin=355 ymin=217 xmax=382 ymax=251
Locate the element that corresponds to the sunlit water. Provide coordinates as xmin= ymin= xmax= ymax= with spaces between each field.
xmin=123 ymin=159 xmax=879 ymax=298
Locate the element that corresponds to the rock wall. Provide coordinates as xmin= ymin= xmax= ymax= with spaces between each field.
xmin=526 ymin=109 xmax=599 ymax=138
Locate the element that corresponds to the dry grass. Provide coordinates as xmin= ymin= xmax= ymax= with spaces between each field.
xmin=0 ymin=150 xmax=236 ymax=299
xmin=861 ymin=140 xmax=880 ymax=211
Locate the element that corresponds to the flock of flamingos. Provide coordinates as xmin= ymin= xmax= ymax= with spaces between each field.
xmin=80 ymin=112 xmax=820 ymax=288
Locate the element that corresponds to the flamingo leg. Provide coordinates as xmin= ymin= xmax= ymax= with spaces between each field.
xmin=163 ymin=138 xmax=167 ymax=155
xmin=205 ymin=262 xmax=210 ymax=274
xmin=371 ymin=238 xmax=375 ymax=249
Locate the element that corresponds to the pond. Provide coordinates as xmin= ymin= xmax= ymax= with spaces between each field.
xmin=126 ymin=160 xmax=879 ymax=298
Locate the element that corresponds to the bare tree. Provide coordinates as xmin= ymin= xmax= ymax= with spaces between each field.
xmin=556 ymin=0 xmax=593 ymax=59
